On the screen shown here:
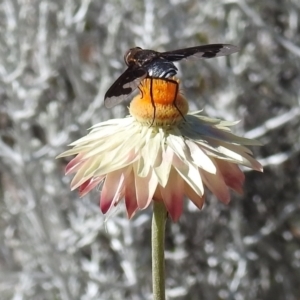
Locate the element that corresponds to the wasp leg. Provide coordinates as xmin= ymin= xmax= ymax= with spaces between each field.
xmin=149 ymin=77 xmax=156 ymax=127
xmin=163 ymin=78 xmax=186 ymax=121
xmin=138 ymin=84 xmax=144 ymax=99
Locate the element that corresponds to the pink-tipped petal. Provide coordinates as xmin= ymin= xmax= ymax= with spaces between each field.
xmin=159 ymin=168 xmax=184 ymax=222
xmin=65 ymin=153 xmax=86 ymax=175
xmin=215 ymin=160 xmax=245 ymax=194
xmin=184 ymin=183 xmax=205 ymax=209
xmin=124 ymin=170 xmax=138 ymax=219
xmin=100 ymin=169 xmax=127 ymax=213
xmin=70 ymin=161 xmax=94 ymax=190
xmin=79 ymin=176 xmax=105 ymax=197
xmin=201 ymin=169 xmax=230 ymax=204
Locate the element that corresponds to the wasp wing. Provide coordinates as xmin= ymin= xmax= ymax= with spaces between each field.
xmin=160 ymin=44 xmax=239 ymax=62
xmin=104 ymin=66 xmax=147 ymax=108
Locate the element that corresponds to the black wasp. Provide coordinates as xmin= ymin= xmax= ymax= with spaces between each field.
xmin=104 ymin=44 xmax=239 ymax=108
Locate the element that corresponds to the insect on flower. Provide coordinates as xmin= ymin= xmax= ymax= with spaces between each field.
xmin=104 ymin=44 xmax=239 ymax=110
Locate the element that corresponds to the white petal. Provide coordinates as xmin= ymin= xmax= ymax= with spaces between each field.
xmin=172 ymin=154 xmax=204 ymax=196
xmin=134 ymin=164 xmax=158 ymax=209
xmin=167 ymin=135 xmax=188 ymax=161
xmin=139 ymin=132 xmax=161 ymax=176
xmin=154 ymin=146 xmax=173 ymax=187
xmin=185 ymin=140 xmax=216 ymax=174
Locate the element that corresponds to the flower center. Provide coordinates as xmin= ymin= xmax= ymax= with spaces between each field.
xmin=129 ymin=78 xmax=189 ymax=126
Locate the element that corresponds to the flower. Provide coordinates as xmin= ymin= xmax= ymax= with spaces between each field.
xmin=57 ymin=78 xmax=262 ymax=222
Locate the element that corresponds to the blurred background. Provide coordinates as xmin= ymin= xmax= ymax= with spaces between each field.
xmin=1 ymin=0 xmax=300 ymax=299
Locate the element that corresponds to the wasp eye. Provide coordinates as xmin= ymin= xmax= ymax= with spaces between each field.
xmin=124 ymin=47 xmax=142 ymax=66
xmin=124 ymin=49 xmax=132 ymax=65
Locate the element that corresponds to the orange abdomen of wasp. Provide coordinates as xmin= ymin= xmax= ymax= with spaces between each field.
xmin=129 ymin=78 xmax=189 ymax=126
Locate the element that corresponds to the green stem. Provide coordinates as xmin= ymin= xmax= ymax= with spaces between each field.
xmin=152 ymin=200 xmax=167 ymax=300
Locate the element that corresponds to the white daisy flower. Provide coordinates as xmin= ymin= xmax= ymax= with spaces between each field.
xmin=58 ymin=78 xmax=262 ymax=221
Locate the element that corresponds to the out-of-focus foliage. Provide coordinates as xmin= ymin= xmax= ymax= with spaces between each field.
xmin=0 ymin=0 xmax=300 ymax=299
